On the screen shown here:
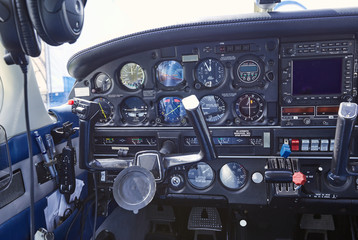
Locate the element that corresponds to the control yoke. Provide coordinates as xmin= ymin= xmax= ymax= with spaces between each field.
xmin=72 ymin=95 xmax=217 ymax=213
xmin=327 ymin=102 xmax=358 ymax=187
xmin=72 ymin=95 xmax=217 ymax=172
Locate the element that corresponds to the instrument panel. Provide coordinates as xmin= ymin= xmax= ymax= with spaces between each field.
xmin=72 ymin=38 xmax=279 ymax=127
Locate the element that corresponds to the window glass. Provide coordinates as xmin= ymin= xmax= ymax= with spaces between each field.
xmin=33 ymin=0 xmax=358 ymax=108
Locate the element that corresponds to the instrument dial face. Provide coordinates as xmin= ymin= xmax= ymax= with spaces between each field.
xmin=156 ymin=61 xmax=184 ymax=87
xmin=94 ymin=73 xmax=112 ymax=92
xmin=120 ymin=63 xmax=145 ymax=90
xmin=121 ymin=97 xmax=148 ymax=124
xmin=187 ymin=162 xmax=214 ymax=190
xmin=196 ymin=58 xmax=225 ymax=88
xmin=93 ymin=97 xmax=114 ymax=124
xmin=200 ymin=95 xmax=226 ymax=123
xmin=158 ymin=97 xmax=186 ymax=124
xmin=219 ymin=162 xmax=247 ymax=190
xmin=235 ymin=93 xmax=265 ymax=121
xmin=237 ymin=60 xmax=261 ymax=83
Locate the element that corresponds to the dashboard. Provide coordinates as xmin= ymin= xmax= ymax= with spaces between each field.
xmin=68 ymin=8 xmax=358 ymax=210
xmin=73 ymin=38 xmax=279 ymax=127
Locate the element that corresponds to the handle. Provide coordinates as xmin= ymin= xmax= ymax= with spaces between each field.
xmin=182 ymin=95 xmax=217 ymax=161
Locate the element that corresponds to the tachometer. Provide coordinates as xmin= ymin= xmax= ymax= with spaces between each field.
xmin=156 ymin=61 xmax=184 ymax=87
xmin=93 ymin=97 xmax=114 ymax=124
xmin=219 ymin=162 xmax=247 ymax=190
xmin=121 ymin=97 xmax=148 ymax=124
xmin=119 ymin=63 xmax=145 ymax=90
xmin=94 ymin=73 xmax=112 ymax=93
xmin=200 ymin=95 xmax=226 ymax=123
xmin=158 ymin=97 xmax=186 ymax=124
xmin=187 ymin=162 xmax=214 ymax=190
xmin=196 ymin=58 xmax=225 ymax=88
xmin=235 ymin=93 xmax=265 ymax=121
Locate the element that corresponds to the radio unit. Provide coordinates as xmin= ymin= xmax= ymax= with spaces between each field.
xmin=280 ymin=40 xmax=357 ymax=126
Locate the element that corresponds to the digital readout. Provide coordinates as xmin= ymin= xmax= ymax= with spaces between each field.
xmin=184 ymin=137 xmax=262 ymax=146
xmin=281 ymin=107 xmax=314 ymax=116
xmin=316 ymin=106 xmax=339 ymax=115
xmin=239 ymin=65 xmax=258 ymax=72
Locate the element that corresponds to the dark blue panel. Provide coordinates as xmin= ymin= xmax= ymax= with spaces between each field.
xmin=0 ymin=173 xmax=88 ymax=240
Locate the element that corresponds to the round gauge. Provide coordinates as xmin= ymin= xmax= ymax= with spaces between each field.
xmin=237 ymin=60 xmax=261 ymax=83
xmin=200 ymin=95 xmax=226 ymax=123
xmin=121 ymin=97 xmax=148 ymax=124
xmin=156 ymin=61 xmax=184 ymax=87
xmin=219 ymin=162 xmax=247 ymax=190
xmin=196 ymin=58 xmax=225 ymax=88
xmin=93 ymin=97 xmax=114 ymax=124
xmin=158 ymin=97 xmax=186 ymax=124
xmin=94 ymin=73 xmax=112 ymax=92
xmin=235 ymin=93 xmax=265 ymax=121
xmin=119 ymin=63 xmax=145 ymax=90
xmin=187 ymin=162 xmax=214 ymax=190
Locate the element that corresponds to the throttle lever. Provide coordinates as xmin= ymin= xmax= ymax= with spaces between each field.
xmin=265 ymin=170 xmax=306 ymax=186
xmin=327 ymin=102 xmax=358 ymax=186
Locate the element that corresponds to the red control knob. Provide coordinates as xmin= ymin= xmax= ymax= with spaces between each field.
xmin=292 ymin=172 xmax=306 ymax=186
xmin=68 ymin=99 xmax=74 ymax=105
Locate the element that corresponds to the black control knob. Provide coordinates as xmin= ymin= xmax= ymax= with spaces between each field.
xmin=170 ymin=174 xmax=184 ymax=190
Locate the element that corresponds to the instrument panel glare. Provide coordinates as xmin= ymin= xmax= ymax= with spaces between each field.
xmin=187 ymin=162 xmax=215 ymax=190
xmin=156 ymin=61 xmax=184 ymax=87
xmin=219 ymin=162 xmax=247 ymax=190
xmin=158 ymin=97 xmax=187 ymax=124
xmin=120 ymin=63 xmax=145 ymax=90
xmin=94 ymin=73 xmax=112 ymax=92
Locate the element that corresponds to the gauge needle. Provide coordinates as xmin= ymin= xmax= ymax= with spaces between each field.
xmin=248 ymin=97 xmax=251 ymax=117
xmin=98 ymin=102 xmax=107 ymax=119
xmin=204 ymin=62 xmax=212 ymax=71
xmin=165 ymin=105 xmax=181 ymax=116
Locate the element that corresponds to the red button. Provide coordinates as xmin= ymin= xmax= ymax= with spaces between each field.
xmin=68 ymin=99 xmax=74 ymax=105
xmin=292 ymin=172 xmax=306 ymax=186
xmin=291 ymin=139 xmax=300 ymax=151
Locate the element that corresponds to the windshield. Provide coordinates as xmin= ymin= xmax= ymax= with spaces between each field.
xmin=33 ymin=0 xmax=358 ymax=108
